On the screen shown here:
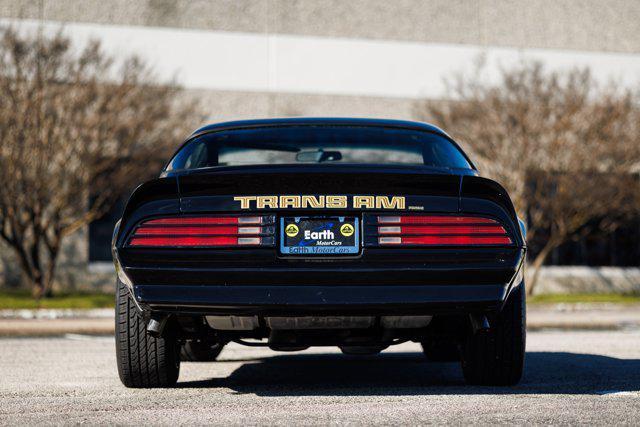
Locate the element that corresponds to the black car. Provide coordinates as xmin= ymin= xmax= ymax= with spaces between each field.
xmin=112 ymin=118 xmax=526 ymax=388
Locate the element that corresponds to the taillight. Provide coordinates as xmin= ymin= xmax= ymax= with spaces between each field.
xmin=376 ymin=215 xmax=512 ymax=246
xmin=128 ymin=215 xmax=275 ymax=247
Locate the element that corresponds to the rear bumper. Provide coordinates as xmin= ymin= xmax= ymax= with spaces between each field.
xmin=134 ymin=283 xmax=510 ymax=316
xmin=122 ymin=247 xmax=526 ymax=316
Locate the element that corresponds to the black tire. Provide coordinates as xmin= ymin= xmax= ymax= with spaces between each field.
xmin=461 ymin=282 xmax=526 ymax=386
xmin=115 ymin=280 xmax=180 ymax=388
xmin=421 ymin=340 xmax=460 ymax=362
xmin=180 ymin=341 xmax=225 ymax=362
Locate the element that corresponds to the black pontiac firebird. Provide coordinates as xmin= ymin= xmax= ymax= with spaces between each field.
xmin=112 ymin=118 xmax=526 ymax=388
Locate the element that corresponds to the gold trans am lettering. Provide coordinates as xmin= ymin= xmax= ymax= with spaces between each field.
xmin=233 ymin=196 xmax=256 ymax=209
xmin=376 ymin=196 xmax=405 ymax=209
xmin=326 ymin=195 xmax=347 ymax=208
xmin=233 ymin=195 xmax=405 ymax=210
xmin=353 ymin=195 xmax=374 ymax=209
xmin=256 ymin=195 xmax=278 ymax=209
xmin=301 ymin=195 xmax=324 ymax=208
xmin=280 ymin=195 xmax=299 ymax=208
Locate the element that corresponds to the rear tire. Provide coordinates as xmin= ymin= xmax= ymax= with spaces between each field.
xmin=461 ymin=282 xmax=526 ymax=386
xmin=115 ymin=280 xmax=180 ymax=388
xmin=180 ymin=341 xmax=225 ymax=362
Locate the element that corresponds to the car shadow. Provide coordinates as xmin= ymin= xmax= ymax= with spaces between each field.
xmin=177 ymin=351 xmax=640 ymax=396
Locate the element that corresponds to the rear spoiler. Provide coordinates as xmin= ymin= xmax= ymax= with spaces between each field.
xmin=115 ymin=177 xmax=180 ymax=248
xmin=460 ymin=175 xmax=524 ymax=246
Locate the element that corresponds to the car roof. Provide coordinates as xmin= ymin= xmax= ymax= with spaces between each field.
xmin=190 ymin=117 xmax=453 ymax=140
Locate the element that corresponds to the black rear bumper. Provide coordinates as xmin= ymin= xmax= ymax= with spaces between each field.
xmin=134 ymin=283 xmax=511 ymax=316
xmin=122 ymin=247 xmax=525 ymax=316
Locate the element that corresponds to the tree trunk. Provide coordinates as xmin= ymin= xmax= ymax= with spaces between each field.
xmin=42 ymin=243 xmax=60 ymax=298
xmin=28 ymin=262 xmax=57 ymax=300
xmin=31 ymin=275 xmax=46 ymax=300
xmin=6 ymin=238 xmax=60 ymax=300
xmin=526 ymin=237 xmax=561 ymax=296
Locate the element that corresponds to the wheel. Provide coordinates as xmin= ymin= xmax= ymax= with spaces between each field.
xmin=115 ymin=280 xmax=180 ymax=388
xmin=421 ymin=340 xmax=460 ymax=362
xmin=461 ymin=281 xmax=526 ymax=386
xmin=180 ymin=341 xmax=225 ymax=362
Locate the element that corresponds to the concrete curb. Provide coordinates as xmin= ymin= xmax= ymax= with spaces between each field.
xmin=1 ymin=304 xmax=639 ymax=337
xmin=0 ymin=308 xmax=113 ymax=320
xmin=527 ymin=303 xmax=640 ymax=331
xmin=0 ymin=318 xmax=114 ymax=337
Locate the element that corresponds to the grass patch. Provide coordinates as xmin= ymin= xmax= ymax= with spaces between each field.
xmin=529 ymin=293 xmax=640 ymax=304
xmin=0 ymin=291 xmax=114 ymax=309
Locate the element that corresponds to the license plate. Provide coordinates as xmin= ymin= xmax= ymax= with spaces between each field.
xmin=280 ymin=217 xmax=359 ymax=255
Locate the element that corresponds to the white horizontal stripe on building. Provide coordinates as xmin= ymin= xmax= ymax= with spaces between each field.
xmin=3 ymin=19 xmax=640 ymax=99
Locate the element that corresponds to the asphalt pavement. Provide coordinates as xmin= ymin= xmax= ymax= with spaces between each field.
xmin=1 ymin=330 xmax=639 ymax=424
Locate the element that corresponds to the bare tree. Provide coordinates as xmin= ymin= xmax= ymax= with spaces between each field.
xmin=415 ymin=62 xmax=640 ymax=294
xmin=0 ymin=28 xmax=200 ymax=298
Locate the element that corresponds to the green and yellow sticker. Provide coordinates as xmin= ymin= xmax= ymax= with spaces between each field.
xmin=340 ymin=223 xmax=355 ymax=237
xmin=285 ymin=223 xmax=299 ymax=237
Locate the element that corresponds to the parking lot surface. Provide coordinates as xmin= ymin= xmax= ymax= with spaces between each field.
xmin=1 ymin=330 xmax=639 ymax=424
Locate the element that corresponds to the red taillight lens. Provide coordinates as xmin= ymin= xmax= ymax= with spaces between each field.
xmin=134 ymin=226 xmax=261 ymax=236
xmin=142 ymin=216 xmax=264 ymax=225
xmin=128 ymin=215 xmax=274 ymax=247
xmin=376 ymin=215 xmax=512 ymax=246
xmin=378 ymin=225 xmax=506 ymax=235
xmin=377 ymin=215 xmax=498 ymax=225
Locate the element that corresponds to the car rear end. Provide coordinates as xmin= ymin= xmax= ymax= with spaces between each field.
xmin=116 ymin=169 xmax=524 ymax=315
xmin=113 ymin=119 xmax=526 ymax=388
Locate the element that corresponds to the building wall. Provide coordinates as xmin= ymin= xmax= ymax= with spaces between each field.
xmin=2 ymin=0 xmax=640 ymax=122
xmin=3 ymin=0 xmax=640 ymax=53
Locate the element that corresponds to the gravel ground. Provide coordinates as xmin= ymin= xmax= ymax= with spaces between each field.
xmin=1 ymin=330 xmax=639 ymax=425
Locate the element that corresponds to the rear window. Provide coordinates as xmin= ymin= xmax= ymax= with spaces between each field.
xmin=166 ymin=126 xmax=472 ymax=171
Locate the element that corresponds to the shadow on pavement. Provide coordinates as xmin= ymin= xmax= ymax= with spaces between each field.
xmin=178 ymin=351 xmax=640 ymax=396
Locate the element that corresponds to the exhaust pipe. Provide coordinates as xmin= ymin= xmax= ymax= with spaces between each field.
xmin=469 ymin=314 xmax=490 ymax=334
xmin=147 ymin=314 xmax=169 ymax=338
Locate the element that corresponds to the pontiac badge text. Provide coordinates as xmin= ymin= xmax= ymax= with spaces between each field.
xmin=234 ymin=195 xmax=406 ymax=210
